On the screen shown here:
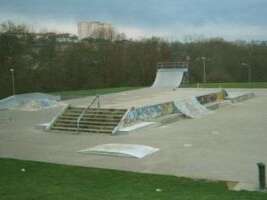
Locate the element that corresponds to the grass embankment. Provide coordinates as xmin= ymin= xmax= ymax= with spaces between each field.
xmin=183 ymin=82 xmax=267 ymax=88
xmin=0 ymin=158 xmax=266 ymax=200
xmin=50 ymin=87 xmax=141 ymax=99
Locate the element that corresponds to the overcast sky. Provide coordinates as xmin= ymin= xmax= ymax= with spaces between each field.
xmin=1 ymin=0 xmax=267 ymax=41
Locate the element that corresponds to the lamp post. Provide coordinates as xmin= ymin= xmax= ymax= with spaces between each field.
xmin=201 ymin=57 xmax=207 ymax=83
xmin=9 ymin=68 xmax=15 ymax=95
xmin=186 ymin=56 xmax=191 ymax=83
xmin=241 ymin=62 xmax=252 ymax=87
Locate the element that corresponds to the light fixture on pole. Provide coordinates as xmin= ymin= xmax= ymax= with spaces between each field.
xmin=186 ymin=56 xmax=191 ymax=83
xmin=201 ymin=57 xmax=207 ymax=83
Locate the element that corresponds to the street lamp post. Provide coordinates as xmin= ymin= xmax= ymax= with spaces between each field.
xmin=241 ymin=63 xmax=252 ymax=87
xmin=9 ymin=68 xmax=15 ymax=95
xmin=201 ymin=57 xmax=207 ymax=83
xmin=186 ymin=56 xmax=191 ymax=83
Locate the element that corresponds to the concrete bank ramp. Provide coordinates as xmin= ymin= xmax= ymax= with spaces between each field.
xmin=152 ymin=68 xmax=187 ymax=88
xmin=174 ymin=97 xmax=211 ymax=118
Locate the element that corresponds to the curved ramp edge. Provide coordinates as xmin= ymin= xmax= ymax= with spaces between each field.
xmin=78 ymin=144 xmax=159 ymax=159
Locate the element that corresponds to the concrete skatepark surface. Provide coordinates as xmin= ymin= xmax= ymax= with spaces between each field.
xmin=1 ymin=88 xmax=267 ymax=191
xmin=64 ymin=88 xmax=221 ymax=109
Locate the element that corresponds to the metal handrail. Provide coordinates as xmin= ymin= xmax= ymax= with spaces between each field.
xmin=76 ymin=95 xmax=100 ymax=133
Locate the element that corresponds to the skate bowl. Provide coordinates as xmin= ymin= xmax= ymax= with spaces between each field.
xmin=0 ymin=93 xmax=61 ymax=111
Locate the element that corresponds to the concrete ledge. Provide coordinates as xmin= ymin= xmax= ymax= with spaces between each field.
xmin=226 ymin=92 xmax=255 ymax=103
xmin=153 ymin=113 xmax=185 ymax=124
xmin=118 ymin=122 xmax=157 ymax=133
xmin=119 ymin=90 xmax=249 ymax=130
xmin=205 ymin=100 xmax=232 ymax=110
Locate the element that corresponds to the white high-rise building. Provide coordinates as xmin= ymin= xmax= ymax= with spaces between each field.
xmin=78 ymin=21 xmax=115 ymax=40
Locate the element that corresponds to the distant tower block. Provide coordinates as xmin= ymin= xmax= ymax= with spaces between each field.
xmin=77 ymin=21 xmax=115 ymax=40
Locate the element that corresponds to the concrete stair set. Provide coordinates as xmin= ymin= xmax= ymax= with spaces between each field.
xmin=50 ymin=106 xmax=127 ymax=134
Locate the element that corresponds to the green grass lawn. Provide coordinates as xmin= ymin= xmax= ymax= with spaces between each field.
xmin=50 ymin=87 xmax=141 ymax=100
xmin=0 ymin=158 xmax=266 ymax=200
xmin=183 ymin=82 xmax=267 ymax=88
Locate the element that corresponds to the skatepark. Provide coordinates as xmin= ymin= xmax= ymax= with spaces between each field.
xmin=0 ymin=63 xmax=266 ymax=191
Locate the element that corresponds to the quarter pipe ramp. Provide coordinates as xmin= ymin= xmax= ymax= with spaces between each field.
xmin=152 ymin=68 xmax=188 ymax=88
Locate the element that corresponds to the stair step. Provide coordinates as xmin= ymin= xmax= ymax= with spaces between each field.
xmin=59 ymin=116 xmax=121 ymax=122
xmin=54 ymin=123 xmax=115 ymax=129
xmin=56 ymin=119 xmax=118 ymax=125
xmin=63 ymin=112 xmax=124 ymax=118
xmin=66 ymin=108 xmax=126 ymax=112
xmin=61 ymin=116 xmax=123 ymax=121
xmin=68 ymin=107 xmax=126 ymax=112
xmin=54 ymin=121 xmax=116 ymax=127
xmin=58 ymin=116 xmax=79 ymax=119
xmin=86 ymin=111 xmax=126 ymax=116
xmin=88 ymin=108 xmax=127 ymax=112
xmin=51 ymin=126 xmax=112 ymax=134
xmin=68 ymin=107 xmax=85 ymax=111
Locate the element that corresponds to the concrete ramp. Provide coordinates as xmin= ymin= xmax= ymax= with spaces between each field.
xmin=78 ymin=144 xmax=159 ymax=159
xmin=174 ymin=97 xmax=211 ymax=118
xmin=152 ymin=68 xmax=188 ymax=88
xmin=0 ymin=93 xmax=60 ymax=111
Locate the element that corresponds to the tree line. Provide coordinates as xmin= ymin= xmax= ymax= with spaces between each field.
xmin=1 ymin=21 xmax=267 ymax=98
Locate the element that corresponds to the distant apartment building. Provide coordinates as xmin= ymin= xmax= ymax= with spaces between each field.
xmin=78 ymin=21 xmax=115 ymax=40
